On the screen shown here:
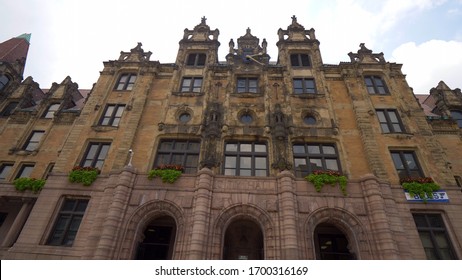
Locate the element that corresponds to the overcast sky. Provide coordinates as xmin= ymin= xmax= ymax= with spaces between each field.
xmin=2 ymin=0 xmax=462 ymax=93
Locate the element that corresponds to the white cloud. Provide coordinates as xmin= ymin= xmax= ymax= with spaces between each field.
xmin=391 ymin=40 xmax=462 ymax=93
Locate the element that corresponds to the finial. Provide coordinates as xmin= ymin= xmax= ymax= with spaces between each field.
xmin=291 ymin=15 xmax=297 ymax=23
xmin=128 ymin=149 xmax=134 ymax=167
xmin=246 ymin=27 xmax=251 ymax=34
xmin=201 ymin=16 xmax=207 ymax=24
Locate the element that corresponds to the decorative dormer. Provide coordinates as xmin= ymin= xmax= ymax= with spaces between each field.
xmin=430 ymin=81 xmax=462 ymax=116
xmin=176 ymin=17 xmax=220 ymax=66
xmin=348 ymin=43 xmax=385 ymax=64
xmin=226 ymin=28 xmax=270 ymax=66
xmin=118 ymin=43 xmax=152 ymax=62
xmin=276 ymin=16 xmax=321 ymax=67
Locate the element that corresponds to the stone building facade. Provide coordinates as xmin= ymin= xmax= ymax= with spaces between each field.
xmin=0 ymin=17 xmax=461 ymax=260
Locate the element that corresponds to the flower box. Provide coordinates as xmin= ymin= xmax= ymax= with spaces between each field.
xmin=305 ymin=170 xmax=348 ymax=195
xmin=148 ymin=164 xmax=184 ymax=184
xmin=13 ymin=177 xmax=46 ymax=193
xmin=400 ymin=177 xmax=440 ymax=202
xmin=69 ymin=166 xmax=100 ymax=186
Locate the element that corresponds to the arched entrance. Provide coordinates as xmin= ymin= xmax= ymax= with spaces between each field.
xmin=223 ymin=219 xmax=264 ymax=260
xmin=135 ymin=216 xmax=176 ymax=260
xmin=314 ymin=223 xmax=356 ymax=260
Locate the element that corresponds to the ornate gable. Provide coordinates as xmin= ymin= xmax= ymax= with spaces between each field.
xmin=348 ymin=43 xmax=385 ymax=64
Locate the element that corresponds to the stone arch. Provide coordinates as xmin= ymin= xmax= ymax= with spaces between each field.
xmin=116 ymin=200 xmax=185 ymax=259
xmin=210 ymin=204 xmax=277 ymax=259
xmin=304 ymin=207 xmax=373 ymax=259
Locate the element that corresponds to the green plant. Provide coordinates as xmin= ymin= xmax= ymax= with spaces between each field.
xmin=400 ymin=177 xmax=440 ymax=202
xmin=305 ymin=170 xmax=348 ymax=195
xmin=148 ymin=164 xmax=184 ymax=184
xmin=13 ymin=177 xmax=46 ymax=193
xmin=69 ymin=166 xmax=100 ymax=186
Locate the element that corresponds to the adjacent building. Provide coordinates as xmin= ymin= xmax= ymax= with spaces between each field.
xmin=0 ymin=17 xmax=461 ymax=260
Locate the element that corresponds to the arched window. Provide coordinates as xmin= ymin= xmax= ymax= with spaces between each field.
xmin=314 ymin=223 xmax=355 ymax=260
xmin=450 ymin=110 xmax=462 ymax=128
xmin=223 ymin=219 xmax=264 ymax=260
xmin=136 ymin=216 xmax=177 ymax=260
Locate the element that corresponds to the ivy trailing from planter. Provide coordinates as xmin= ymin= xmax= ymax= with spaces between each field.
xmin=69 ymin=166 xmax=100 ymax=186
xmin=148 ymin=164 xmax=184 ymax=184
xmin=13 ymin=177 xmax=46 ymax=193
xmin=400 ymin=177 xmax=440 ymax=202
xmin=305 ymin=170 xmax=348 ymax=196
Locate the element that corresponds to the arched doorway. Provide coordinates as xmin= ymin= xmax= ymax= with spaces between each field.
xmin=223 ymin=219 xmax=264 ymax=260
xmin=135 ymin=216 xmax=176 ymax=260
xmin=314 ymin=223 xmax=356 ymax=260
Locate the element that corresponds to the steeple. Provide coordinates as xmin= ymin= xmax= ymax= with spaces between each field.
xmin=0 ymin=33 xmax=31 ymax=78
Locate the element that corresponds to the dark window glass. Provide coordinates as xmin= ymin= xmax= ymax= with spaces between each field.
xmin=290 ymin=54 xmax=311 ymax=67
xmin=390 ymin=151 xmax=424 ymax=179
xmin=47 ymin=198 xmax=89 ymax=246
xmin=115 ymin=74 xmax=137 ymax=91
xmin=43 ymin=103 xmax=60 ymax=119
xmin=240 ymin=113 xmax=253 ymax=124
xmin=293 ymin=78 xmax=316 ymax=94
xmin=450 ymin=110 xmax=462 ymax=128
xmin=154 ymin=139 xmax=200 ymax=174
xmin=412 ymin=213 xmax=456 ymax=260
xmin=186 ymin=53 xmax=206 ymax=66
xmin=0 ymin=74 xmax=10 ymax=91
xmin=293 ymin=143 xmax=341 ymax=177
xmin=1 ymin=102 xmax=19 ymax=117
xmin=0 ymin=212 xmax=7 ymax=227
xmin=0 ymin=163 xmax=14 ymax=180
xmin=224 ymin=141 xmax=268 ymax=177
xmin=303 ymin=115 xmax=317 ymax=125
xmin=23 ymin=130 xmax=45 ymax=151
xmin=81 ymin=142 xmax=111 ymax=169
xmin=16 ymin=164 xmax=34 ymax=179
xmin=364 ymin=76 xmax=388 ymax=94
xmin=179 ymin=113 xmax=191 ymax=123
xmin=180 ymin=77 xmax=203 ymax=92
xmin=237 ymin=78 xmax=258 ymax=93
xmin=99 ymin=104 xmax=125 ymax=126
xmin=376 ymin=109 xmax=404 ymax=133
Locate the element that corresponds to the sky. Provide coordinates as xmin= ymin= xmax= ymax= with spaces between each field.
xmin=1 ymin=0 xmax=462 ymax=93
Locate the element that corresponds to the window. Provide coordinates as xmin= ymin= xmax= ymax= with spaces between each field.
xmin=240 ymin=113 xmax=253 ymax=124
xmin=0 ymin=163 xmax=14 ymax=180
xmin=154 ymin=139 xmax=200 ymax=174
xmin=0 ymin=102 xmax=18 ymax=117
xmin=0 ymin=74 xmax=10 ymax=91
xmin=290 ymin=54 xmax=310 ymax=67
xmin=47 ymin=198 xmax=89 ymax=246
xmin=293 ymin=78 xmax=316 ymax=94
xmin=390 ymin=151 xmax=423 ymax=179
xmin=178 ymin=112 xmax=191 ymax=123
xmin=376 ymin=109 xmax=404 ymax=133
xmin=237 ymin=78 xmax=258 ymax=93
xmin=23 ymin=130 xmax=45 ymax=151
xmin=303 ymin=115 xmax=317 ymax=125
xmin=364 ymin=76 xmax=388 ymax=94
xmin=115 ymin=73 xmax=137 ymax=90
xmin=43 ymin=103 xmax=60 ymax=119
xmin=0 ymin=212 xmax=7 ymax=227
xmin=16 ymin=164 xmax=34 ymax=179
xmin=450 ymin=110 xmax=462 ymax=128
xmin=224 ymin=142 xmax=268 ymax=177
xmin=186 ymin=53 xmax=206 ymax=66
xmin=412 ymin=213 xmax=456 ymax=259
xmin=293 ymin=143 xmax=341 ymax=177
xmin=81 ymin=142 xmax=111 ymax=169
xmin=180 ymin=77 xmax=203 ymax=92
xmin=99 ymin=104 xmax=125 ymax=126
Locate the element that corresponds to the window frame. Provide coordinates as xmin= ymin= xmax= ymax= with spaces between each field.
xmin=46 ymin=197 xmax=89 ymax=247
xmin=450 ymin=110 xmax=462 ymax=128
xmin=0 ymin=74 xmax=11 ymax=91
xmin=15 ymin=163 xmax=35 ymax=179
xmin=364 ymin=75 xmax=389 ymax=95
xmin=390 ymin=150 xmax=424 ymax=179
xmin=23 ymin=130 xmax=45 ymax=151
xmin=0 ymin=101 xmax=19 ymax=117
xmin=42 ymin=103 xmax=60 ymax=119
xmin=99 ymin=104 xmax=126 ymax=126
xmin=376 ymin=109 xmax=405 ymax=133
xmin=0 ymin=163 xmax=14 ymax=181
xmin=412 ymin=213 xmax=457 ymax=260
xmin=290 ymin=53 xmax=311 ymax=67
xmin=115 ymin=73 xmax=137 ymax=91
xmin=80 ymin=142 xmax=111 ymax=169
xmin=293 ymin=143 xmax=342 ymax=178
xmin=293 ymin=78 xmax=317 ymax=94
xmin=223 ymin=141 xmax=268 ymax=177
xmin=180 ymin=77 xmax=203 ymax=93
xmin=153 ymin=139 xmax=200 ymax=174
xmin=236 ymin=77 xmax=259 ymax=93
xmin=186 ymin=53 xmax=206 ymax=66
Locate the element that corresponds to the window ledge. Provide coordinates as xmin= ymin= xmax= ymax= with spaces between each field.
xmin=91 ymin=125 xmax=119 ymax=132
xmin=292 ymin=93 xmax=324 ymax=99
xmin=172 ymin=91 xmax=204 ymax=97
xmin=383 ymin=132 xmax=414 ymax=139
xmin=231 ymin=92 xmax=263 ymax=98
